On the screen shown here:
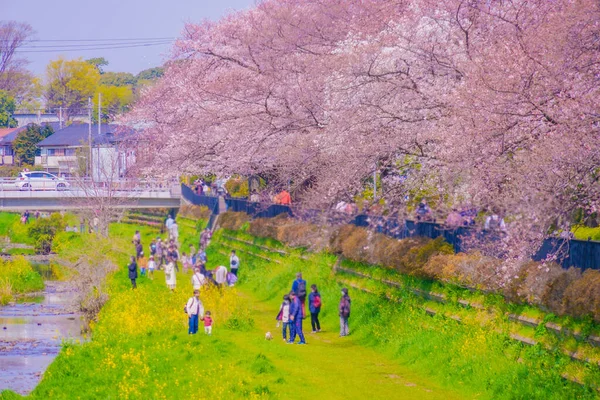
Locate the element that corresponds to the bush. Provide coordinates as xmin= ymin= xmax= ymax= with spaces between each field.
xmin=219 ymin=211 xmax=251 ymax=231
xmin=562 ymin=269 xmax=600 ymax=321
xmin=224 ymin=177 xmax=249 ymax=198
xmin=28 ymin=213 xmax=66 ymax=254
xmin=248 ymin=215 xmax=286 ymax=240
xmin=179 ymin=205 xmax=211 ymax=220
xmin=401 ymin=236 xmax=454 ymax=275
xmin=0 ymin=256 xmax=44 ymax=304
xmin=423 ymin=252 xmax=503 ymax=290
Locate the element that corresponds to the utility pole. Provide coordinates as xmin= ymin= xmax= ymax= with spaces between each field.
xmin=98 ymin=92 xmax=102 ymax=135
xmin=59 ymin=107 xmax=63 ymax=130
xmin=97 ymin=92 xmax=101 ymax=183
xmin=373 ymin=163 xmax=377 ymax=200
xmin=88 ymin=98 xmax=92 ymax=179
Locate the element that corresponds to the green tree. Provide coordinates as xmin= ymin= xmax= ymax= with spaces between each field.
xmin=0 ymin=90 xmax=17 ymax=127
xmin=136 ymin=67 xmax=164 ymax=81
xmin=93 ymin=85 xmax=133 ymax=122
xmin=45 ymin=57 xmax=100 ymax=120
xmin=28 ymin=213 xmax=65 ymax=254
xmin=12 ymin=124 xmax=54 ymax=165
xmin=99 ymin=71 xmax=136 ymax=87
xmin=86 ymin=57 xmax=109 ymax=74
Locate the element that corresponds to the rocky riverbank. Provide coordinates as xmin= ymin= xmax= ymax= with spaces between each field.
xmin=0 ymin=280 xmax=83 ymax=395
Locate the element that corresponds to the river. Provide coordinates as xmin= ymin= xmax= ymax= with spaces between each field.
xmin=0 ymin=269 xmax=83 ymax=395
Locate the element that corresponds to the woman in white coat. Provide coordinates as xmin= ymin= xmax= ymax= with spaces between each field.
xmin=165 ymin=257 xmax=177 ymax=291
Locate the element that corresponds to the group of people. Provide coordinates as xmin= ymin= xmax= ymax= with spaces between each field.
xmin=276 ymin=272 xmax=352 ymax=344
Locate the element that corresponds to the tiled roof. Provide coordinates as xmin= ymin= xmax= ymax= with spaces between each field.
xmin=36 ymin=123 xmax=135 ymax=147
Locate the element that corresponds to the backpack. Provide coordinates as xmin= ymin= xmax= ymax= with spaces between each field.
xmin=297 ymin=281 xmax=307 ymax=297
xmin=312 ymin=294 xmax=322 ymax=309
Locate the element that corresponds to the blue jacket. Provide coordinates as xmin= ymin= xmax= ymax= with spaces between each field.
xmin=308 ymin=292 xmax=321 ymax=314
xmin=289 ymin=297 xmax=302 ymax=322
xmin=291 ymin=279 xmax=306 ymax=295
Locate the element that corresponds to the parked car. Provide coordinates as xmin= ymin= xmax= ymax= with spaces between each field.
xmin=15 ymin=171 xmax=70 ymax=191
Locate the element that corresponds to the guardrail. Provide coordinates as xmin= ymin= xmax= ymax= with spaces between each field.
xmin=0 ymin=177 xmax=180 ymax=193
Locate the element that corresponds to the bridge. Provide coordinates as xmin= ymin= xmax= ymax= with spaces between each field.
xmin=0 ymin=178 xmax=182 ymax=211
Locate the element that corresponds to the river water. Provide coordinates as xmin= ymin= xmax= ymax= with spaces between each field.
xmin=0 ymin=277 xmax=83 ymax=395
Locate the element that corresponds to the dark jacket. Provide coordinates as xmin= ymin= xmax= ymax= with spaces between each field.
xmin=291 ymin=279 xmax=307 ymax=296
xmin=308 ymin=291 xmax=321 ymax=314
xmin=289 ymin=297 xmax=302 ymax=322
xmin=128 ymin=261 xmax=138 ymax=279
xmin=339 ymin=295 xmax=351 ymax=318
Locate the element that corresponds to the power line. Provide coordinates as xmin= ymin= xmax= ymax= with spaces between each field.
xmin=0 ymin=37 xmax=176 ymax=43
xmin=19 ymin=40 xmax=173 ymax=49
xmin=16 ymin=41 xmax=173 ymax=53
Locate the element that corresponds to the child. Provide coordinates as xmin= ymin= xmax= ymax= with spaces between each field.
xmin=181 ymin=252 xmax=190 ymax=273
xmin=147 ymin=255 xmax=156 ymax=279
xmin=203 ymin=311 xmax=213 ymax=335
xmin=138 ymin=252 xmax=148 ymax=276
xmin=276 ymin=294 xmax=291 ymax=342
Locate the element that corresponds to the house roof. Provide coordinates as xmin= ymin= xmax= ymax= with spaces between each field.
xmin=0 ymin=125 xmax=31 ymax=145
xmin=36 ymin=123 xmax=135 ymax=147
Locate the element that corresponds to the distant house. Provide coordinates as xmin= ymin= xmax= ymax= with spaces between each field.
xmin=0 ymin=127 xmax=24 ymax=165
xmin=13 ymin=112 xmax=88 ymax=127
xmin=0 ymin=123 xmax=59 ymax=166
xmin=35 ymin=123 xmax=136 ymax=179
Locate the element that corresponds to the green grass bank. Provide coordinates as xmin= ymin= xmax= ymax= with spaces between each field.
xmin=0 ymin=215 xmax=598 ymax=399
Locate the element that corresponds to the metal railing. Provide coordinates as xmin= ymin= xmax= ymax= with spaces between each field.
xmin=180 ymin=184 xmax=600 ymax=271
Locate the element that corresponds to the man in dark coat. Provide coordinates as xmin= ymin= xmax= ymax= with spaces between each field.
xmin=288 ymin=291 xmax=306 ymax=344
xmin=128 ymin=256 xmax=138 ymax=289
xmin=291 ymin=272 xmax=307 ymax=318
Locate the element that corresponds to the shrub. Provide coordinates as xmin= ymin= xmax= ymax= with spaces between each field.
xmin=219 ymin=211 xmax=251 ymax=231
xmin=224 ymin=176 xmax=249 ymax=198
xmin=510 ymin=261 xmax=567 ymax=305
xmin=400 ymin=236 xmax=454 ymax=275
xmin=179 ymin=205 xmax=211 ymax=220
xmin=0 ymin=256 xmax=44 ymax=303
xmin=248 ymin=215 xmax=286 ymax=239
xmin=28 ymin=213 xmax=66 ymax=254
xmin=423 ymin=252 xmax=503 ymax=290
xmin=542 ymin=267 xmax=581 ymax=315
xmin=562 ymin=269 xmax=600 ymax=321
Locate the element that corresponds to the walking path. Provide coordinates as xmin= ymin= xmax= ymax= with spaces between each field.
xmin=226 ymin=287 xmax=467 ymax=400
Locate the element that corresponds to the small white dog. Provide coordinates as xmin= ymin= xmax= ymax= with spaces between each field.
xmin=265 ymin=331 xmax=273 ymax=340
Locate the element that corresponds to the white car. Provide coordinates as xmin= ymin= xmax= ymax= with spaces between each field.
xmin=15 ymin=171 xmax=70 ymax=191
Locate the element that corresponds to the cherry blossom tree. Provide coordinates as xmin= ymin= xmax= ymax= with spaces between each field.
xmin=128 ymin=0 xmax=600 ymax=272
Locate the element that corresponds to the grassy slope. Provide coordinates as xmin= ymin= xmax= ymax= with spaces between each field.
xmin=0 ymin=222 xmax=465 ymax=400
xmin=211 ymin=228 xmax=598 ymax=399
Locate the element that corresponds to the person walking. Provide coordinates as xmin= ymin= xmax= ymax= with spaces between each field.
xmin=276 ymin=294 xmax=291 ymax=342
xmin=339 ymin=288 xmax=351 ymax=337
xmin=203 ymin=311 xmax=213 ymax=335
xmin=165 ymin=257 xmax=177 ymax=291
xmin=308 ymin=284 xmax=322 ymax=333
xmin=138 ymin=252 xmax=148 ymax=277
xmin=288 ymin=291 xmax=306 ymax=345
xmin=165 ymin=214 xmax=174 ymax=234
xmin=229 ymin=250 xmax=240 ymax=277
xmin=148 ymin=255 xmax=156 ymax=280
xmin=170 ymin=221 xmax=179 ymax=243
xmin=291 ymin=273 xmax=307 ymax=319
xmin=186 ymin=290 xmax=204 ymax=335
xmin=127 ymin=256 xmax=138 ymax=289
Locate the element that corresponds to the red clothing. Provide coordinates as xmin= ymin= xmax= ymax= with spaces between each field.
xmin=203 ymin=316 xmax=213 ymax=327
